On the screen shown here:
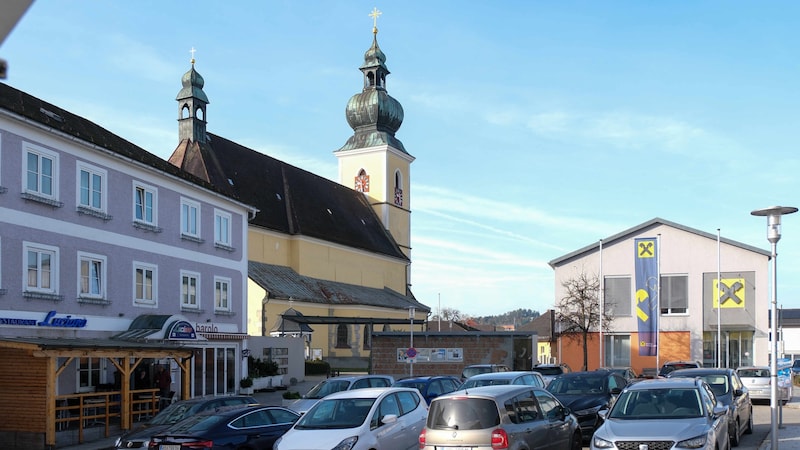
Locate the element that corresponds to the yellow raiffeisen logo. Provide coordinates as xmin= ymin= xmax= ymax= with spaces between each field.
xmin=637 ymin=240 xmax=656 ymax=259
xmin=635 ymin=289 xmax=650 ymax=321
xmin=713 ymin=278 xmax=746 ymax=309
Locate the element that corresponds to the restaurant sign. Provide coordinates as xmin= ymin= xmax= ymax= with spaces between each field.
xmin=167 ymin=320 xmax=197 ymax=340
xmin=0 ymin=310 xmax=87 ymax=328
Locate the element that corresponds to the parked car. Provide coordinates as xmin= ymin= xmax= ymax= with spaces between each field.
xmin=657 ymin=360 xmax=702 ymax=377
xmin=590 ymin=377 xmax=730 ymax=450
xmin=531 ymin=363 xmax=572 ymax=385
xmin=113 ymin=395 xmax=257 ymax=449
xmin=460 ymin=370 xmax=546 ymax=389
xmin=793 ymin=359 xmax=800 ymax=375
xmin=274 ymin=387 xmax=428 ymax=450
xmin=460 ymin=363 xmax=510 ymax=380
xmin=392 ymin=375 xmax=462 ymax=404
xmin=737 ymin=365 xmax=792 ymax=404
xmin=546 ymin=370 xmax=627 ymax=442
xmin=668 ymin=367 xmax=752 ymax=446
xmin=599 ymin=366 xmax=638 ymax=382
xmin=420 ymin=384 xmax=582 ymax=450
xmin=283 ymin=374 xmax=394 ymax=414
xmin=149 ymin=405 xmax=299 ymax=450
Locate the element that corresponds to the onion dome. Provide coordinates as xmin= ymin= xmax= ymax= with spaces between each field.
xmin=176 ymin=62 xmax=209 ymax=104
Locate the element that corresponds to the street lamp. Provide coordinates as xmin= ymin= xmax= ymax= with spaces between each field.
xmin=409 ymin=307 xmax=415 ymax=376
xmin=751 ymin=205 xmax=797 ymax=450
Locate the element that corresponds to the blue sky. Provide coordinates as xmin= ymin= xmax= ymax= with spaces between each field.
xmin=3 ymin=1 xmax=800 ymax=318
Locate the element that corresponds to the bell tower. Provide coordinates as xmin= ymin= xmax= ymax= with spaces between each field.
xmin=176 ymin=48 xmax=209 ymax=144
xmin=335 ymin=8 xmax=414 ymax=259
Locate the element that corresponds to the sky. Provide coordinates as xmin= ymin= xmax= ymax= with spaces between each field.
xmin=2 ymin=1 xmax=800 ymax=319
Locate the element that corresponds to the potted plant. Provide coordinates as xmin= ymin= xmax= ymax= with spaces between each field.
xmin=240 ymin=377 xmax=254 ymax=395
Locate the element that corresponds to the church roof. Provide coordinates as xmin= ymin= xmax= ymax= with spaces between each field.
xmin=179 ymin=132 xmax=408 ymax=260
xmin=249 ymin=261 xmax=429 ymax=313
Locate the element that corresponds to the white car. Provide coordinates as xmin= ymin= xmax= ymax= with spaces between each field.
xmin=737 ymin=365 xmax=792 ymax=404
xmin=274 ymin=387 xmax=428 ymax=450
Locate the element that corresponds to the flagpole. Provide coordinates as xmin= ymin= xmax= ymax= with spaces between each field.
xmin=656 ymin=234 xmax=661 ymax=369
xmin=717 ymin=228 xmax=722 ymax=368
xmin=599 ymin=239 xmax=603 ymax=369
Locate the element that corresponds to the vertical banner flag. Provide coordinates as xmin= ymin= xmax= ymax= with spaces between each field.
xmin=635 ymin=238 xmax=659 ymax=356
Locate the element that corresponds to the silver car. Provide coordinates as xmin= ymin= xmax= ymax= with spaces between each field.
xmin=460 ymin=370 xmax=546 ymax=389
xmin=421 ymin=384 xmax=582 ymax=450
xmin=590 ymin=378 xmax=730 ymax=450
xmin=737 ymin=365 xmax=792 ymax=404
xmin=283 ymin=374 xmax=394 ymax=414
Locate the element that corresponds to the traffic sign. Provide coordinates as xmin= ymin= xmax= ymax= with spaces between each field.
xmin=406 ymin=347 xmax=417 ymax=358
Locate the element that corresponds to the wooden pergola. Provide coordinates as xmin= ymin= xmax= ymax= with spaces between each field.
xmin=0 ymin=337 xmax=196 ymax=450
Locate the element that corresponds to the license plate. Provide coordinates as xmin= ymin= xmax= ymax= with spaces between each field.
xmin=159 ymin=446 xmax=181 ymax=450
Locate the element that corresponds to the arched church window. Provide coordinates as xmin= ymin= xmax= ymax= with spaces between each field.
xmin=196 ymin=106 xmax=204 ymax=121
xmin=355 ymin=169 xmax=370 ymax=193
xmin=393 ymin=170 xmax=403 ymax=206
xmin=336 ymin=324 xmax=349 ymax=348
xmin=367 ymin=71 xmax=376 ymax=87
xmin=363 ymin=324 xmax=372 ymax=350
xmin=181 ymin=104 xmax=190 ymax=119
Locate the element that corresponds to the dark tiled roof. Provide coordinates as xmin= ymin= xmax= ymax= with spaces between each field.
xmin=249 ymin=261 xmax=428 ymax=312
xmin=175 ymin=133 xmax=407 ymax=260
xmin=0 ymin=82 xmax=239 ymax=201
xmin=517 ymin=310 xmax=553 ymax=339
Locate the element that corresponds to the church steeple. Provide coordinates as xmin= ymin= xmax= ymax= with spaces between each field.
xmin=335 ymin=9 xmax=414 ymax=261
xmin=337 ymin=9 xmax=406 ymax=153
xmin=176 ymin=48 xmax=209 ymax=144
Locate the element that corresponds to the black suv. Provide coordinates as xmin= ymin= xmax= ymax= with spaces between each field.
xmin=658 ymin=360 xmax=702 ymax=377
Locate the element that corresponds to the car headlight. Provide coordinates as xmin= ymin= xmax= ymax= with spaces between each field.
xmin=332 ymin=436 xmax=358 ymax=450
xmin=676 ymin=434 xmax=707 ymax=449
xmin=592 ymin=435 xmax=614 ymax=448
xmin=575 ymin=405 xmax=603 ymax=416
xmin=114 ymin=437 xmax=121 ymax=448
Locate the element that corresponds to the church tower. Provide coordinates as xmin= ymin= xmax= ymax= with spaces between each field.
xmin=176 ymin=48 xmax=208 ymax=144
xmin=335 ymin=9 xmax=414 ymax=260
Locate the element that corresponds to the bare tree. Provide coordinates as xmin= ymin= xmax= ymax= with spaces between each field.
xmin=431 ymin=307 xmax=465 ymax=322
xmin=555 ymin=270 xmax=614 ymax=371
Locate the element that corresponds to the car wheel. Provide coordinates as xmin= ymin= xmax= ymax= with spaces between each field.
xmin=570 ymin=431 xmax=582 ymax=450
xmin=730 ymin=418 xmax=740 ymax=447
xmin=744 ymin=408 xmax=753 ymax=434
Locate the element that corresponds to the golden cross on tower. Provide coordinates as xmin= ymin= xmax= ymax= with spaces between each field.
xmin=190 ymin=47 xmax=196 ymax=64
xmin=369 ymin=7 xmax=382 ymax=34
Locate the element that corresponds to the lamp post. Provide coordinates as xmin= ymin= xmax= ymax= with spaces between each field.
xmin=409 ymin=307 xmax=415 ymax=376
xmin=751 ymin=205 xmax=797 ymax=450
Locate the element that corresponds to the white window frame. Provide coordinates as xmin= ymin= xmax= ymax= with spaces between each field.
xmin=133 ymin=181 xmax=158 ymax=225
xmin=214 ymin=276 xmax=231 ymax=312
xmin=214 ymin=209 xmax=232 ymax=247
xmin=180 ymin=197 xmax=201 ymax=238
xmin=76 ymin=162 xmax=107 ymax=213
xmin=77 ymin=251 xmax=106 ymax=300
xmin=77 ymin=357 xmax=106 ymax=393
xmin=23 ymin=143 xmax=59 ymax=200
xmin=23 ymin=241 xmax=59 ymax=294
xmin=133 ymin=261 xmax=157 ymax=307
xmin=181 ymin=270 xmax=201 ymax=309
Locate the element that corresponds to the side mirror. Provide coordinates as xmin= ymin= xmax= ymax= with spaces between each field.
xmin=381 ymin=414 xmax=398 ymax=425
xmin=733 ymin=388 xmax=744 ymax=397
xmin=712 ymin=405 xmax=728 ymax=418
xmin=598 ymin=409 xmax=608 ymax=420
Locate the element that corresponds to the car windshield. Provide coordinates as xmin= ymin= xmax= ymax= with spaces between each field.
xmin=547 ymin=374 xmax=605 ymax=395
xmin=461 ymin=378 xmax=511 ymax=389
xmin=699 ymin=374 xmax=730 ymax=396
xmin=738 ymin=368 xmax=769 ymax=378
xmin=164 ymin=413 xmax=227 ymax=432
xmin=395 ymin=380 xmax=427 ymax=392
xmin=427 ymin=398 xmax=500 ymax=431
xmin=462 ymin=367 xmax=492 ymax=378
xmin=149 ymin=402 xmax=197 ymax=425
xmin=304 ymin=380 xmax=351 ymax=399
xmin=610 ymin=388 xmax=702 ymax=419
xmin=295 ymin=398 xmax=376 ymax=429
xmin=532 ymin=367 xmax=563 ymax=376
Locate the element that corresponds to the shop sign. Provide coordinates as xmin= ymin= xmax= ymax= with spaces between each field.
xmin=168 ymin=320 xmax=197 ymax=340
xmin=0 ymin=310 xmax=87 ymax=328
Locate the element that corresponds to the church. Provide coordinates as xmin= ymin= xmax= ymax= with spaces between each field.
xmin=167 ymin=18 xmax=430 ymax=370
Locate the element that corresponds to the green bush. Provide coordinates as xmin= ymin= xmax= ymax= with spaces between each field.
xmin=283 ymin=390 xmax=302 ymax=399
xmin=306 ymin=360 xmax=330 ymax=375
xmin=240 ymin=377 xmax=253 ymax=388
xmin=248 ymin=356 xmax=279 ymax=378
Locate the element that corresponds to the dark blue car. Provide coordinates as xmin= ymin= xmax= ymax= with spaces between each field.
xmin=392 ymin=375 xmax=462 ymax=404
xmin=149 ymin=404 xmax=299 ymax=449
xmin=546 ymin=370 xmax=627 ymax=443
